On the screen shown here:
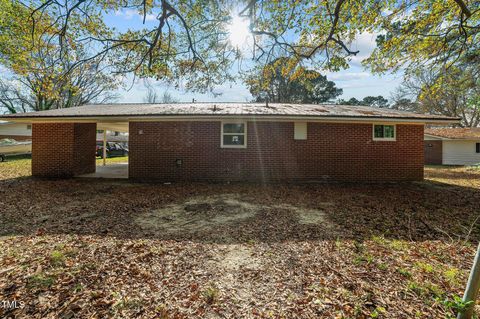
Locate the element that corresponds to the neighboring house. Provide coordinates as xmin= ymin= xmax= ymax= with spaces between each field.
xmin=0 ymin=103 xmax=458 ymax=181
xmin=0 ymin=121 xmax=32 ymax=141
xmin=0 ymin=121 xmax=127 ymax=143
xmin=424 ymin=128 xmax=480 ymax=166
xmin=96 ymin=132 xmax=129 ymax=144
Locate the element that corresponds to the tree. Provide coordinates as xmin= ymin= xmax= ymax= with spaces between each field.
xmin=143 ymin=82 xmax=179 ymax=104
xmin=361 ymin=96 xmax=389 ymax=108
xmin=241 ymin=0 xmax=478 ymax=73
xmin=5 ymin=0 xmax=477 ymax=95
xmin=337 ymin=98 xmax=361 ymax=106
xmin=390 ymin=98 xmax=418 ymax=112
xmin=0 ymin=49 xmax=120 ymax=113
xmin=143 ymin=85 xmax=159 ymax=104
xmin=10 ymin=0 xmax=236 ymax=93
xmin=391 ymin=65 xmax=480 ymax=127
xmin=245 ymin=58 xmax=342 ymax=103
xmin=338 ymin=96 xmax=389 ymax=107
xmin=389 ymin=85 xmax=420 ymax=112
xmin=0 ymin=0 xmax=120 ymax=113
xmin=364 ymin=2 xmax=479 ymax=74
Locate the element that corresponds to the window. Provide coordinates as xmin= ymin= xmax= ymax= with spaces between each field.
xmin=221 ymin=122 xmax=246 ymax=148
xmin=476 ymin=143 xmax=480 ymax=153
xmin=373 ymin=124 xmax=396 ymax=140
xmin=26 ymin=125 xmax=32 ymax=130
xmin=294 ymin=122 xmax=307 ymax=140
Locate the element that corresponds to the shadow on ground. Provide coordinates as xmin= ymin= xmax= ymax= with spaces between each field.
xmin=1 ymin=175 xmax=479 ymax=244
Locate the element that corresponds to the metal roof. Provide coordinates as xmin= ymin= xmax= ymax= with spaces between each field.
xmin=425 ymin=127 xmax=480 ymax=140
xmin=0 ymin=103 xmax=459 ymax=122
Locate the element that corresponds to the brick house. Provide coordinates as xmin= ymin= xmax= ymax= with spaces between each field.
xmin=425 ymin=128 xmax=480 ymax=166
xmin=1 ymin=103 xmax=458 ymax=181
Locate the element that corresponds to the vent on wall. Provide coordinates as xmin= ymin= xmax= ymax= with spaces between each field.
xmin=294 ymin=122 xmax=307 ymax=140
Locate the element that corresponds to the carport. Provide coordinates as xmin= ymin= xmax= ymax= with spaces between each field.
xmin=88 ymin=121 xmax=129 ymax=179
xmin=8 ymin=119 xmax=129 ymax=179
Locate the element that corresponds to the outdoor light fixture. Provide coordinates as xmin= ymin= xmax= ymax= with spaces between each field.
xmin=176 ymin=159 xmax=183 ymax=167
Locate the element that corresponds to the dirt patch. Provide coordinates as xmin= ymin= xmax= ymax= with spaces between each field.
xmin=217 ymin=244 xmax=262 ymax=271
xmin=136 ymin=194 xmax=260 ymax=234
xmin=136 ymin=195 xmax=337 ymax=235
xmin=207 ymin=244 xmax=263 ymax=303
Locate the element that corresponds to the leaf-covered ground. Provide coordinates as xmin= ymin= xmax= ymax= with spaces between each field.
xmin=0 ymin=160 xmax=479 ymax=318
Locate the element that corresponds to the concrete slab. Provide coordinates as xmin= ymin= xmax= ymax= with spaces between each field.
xmin=78 ymin=163 xmax=128 ymax=179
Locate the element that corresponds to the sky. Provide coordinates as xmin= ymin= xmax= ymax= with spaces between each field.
xmin=105 ymin=9 xmax=404 ymax=104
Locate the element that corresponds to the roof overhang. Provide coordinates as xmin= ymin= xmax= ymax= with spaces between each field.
xmin=0 ymin=114 xmax=460 ymax=125
xmin=424 ymin=133 xmax=448 ymax=140
xmin=424 ymin=134 xmax=480 ymax=141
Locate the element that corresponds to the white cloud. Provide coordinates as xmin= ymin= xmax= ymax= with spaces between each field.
xmin=346 ymin=32 xmax=378 ymax=67
xmin=327 ymin=72 xmax=370 ymax=81
xmin=114 ymin=9 xmax=156 ymax=22
xmin=144 ymin=14 xmax=157 ymax=22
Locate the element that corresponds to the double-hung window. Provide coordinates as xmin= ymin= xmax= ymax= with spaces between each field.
xmin=373 ymin=124 xmax=396 ymax=141
xmin=221 ymin=122 xmax=246 ymax=148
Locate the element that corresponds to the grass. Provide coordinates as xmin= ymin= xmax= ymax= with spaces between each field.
xmin=0 ymin=155 xmax=128 ymax=180
xmin=0 ymin=155 xmax=32 ymax=179
xmin=50 ymin=250 xmax=66 ymax=267
xmin=424 ymin=165 xmax=480 ymax=188
xmin=26 ymin=274 xmax=56 ymax=290
xmin=95 ymin=156 xmax=128 ymax=165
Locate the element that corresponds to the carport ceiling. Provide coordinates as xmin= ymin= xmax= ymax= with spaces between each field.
xmin=97 ymin=122 xmax=129 ymax=133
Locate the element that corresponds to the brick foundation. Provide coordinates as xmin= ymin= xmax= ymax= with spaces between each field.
xmin=424 ymin=140 xmax=443 ymax=165
xmin=32 ymin=123 xmax=96 ymax=177
xmin=129 ymin=121 xmax=424 ymax=181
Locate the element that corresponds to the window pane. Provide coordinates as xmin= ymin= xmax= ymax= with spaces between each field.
xmin=384 ymin=125 xmax=395 ymax=138
xmin=374 ymin=125 xmax=384 ymax=138
xmin=223 ymin=123 xmax=244 ymax=133
xmin=476 ymin=143 xmax=480 ymax=153
xmin=223 ymin=135 xmax=245 ymax=146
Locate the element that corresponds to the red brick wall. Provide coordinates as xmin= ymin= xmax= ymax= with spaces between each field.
xmin=424 ymin=140 xmax=443 ymax=165
xmin=129 ymin=121 xmax=424 ymax=181
xmin=32 ymin=123 xmax=96 ymax=177
xmin=73 ymin=123 xmax=97 ymax=175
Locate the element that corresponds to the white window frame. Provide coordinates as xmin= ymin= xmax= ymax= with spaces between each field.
xmin=372 ymin=124 xmax=396 ymax=141
xmin=221 ymin=121 xmax=247 ymax=148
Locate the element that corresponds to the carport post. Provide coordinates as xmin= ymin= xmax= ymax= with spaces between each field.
xmin=102 ymin=130 xmax=107 ymax=166
xmin=458 ymin=242 xmax=480 ymax=319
